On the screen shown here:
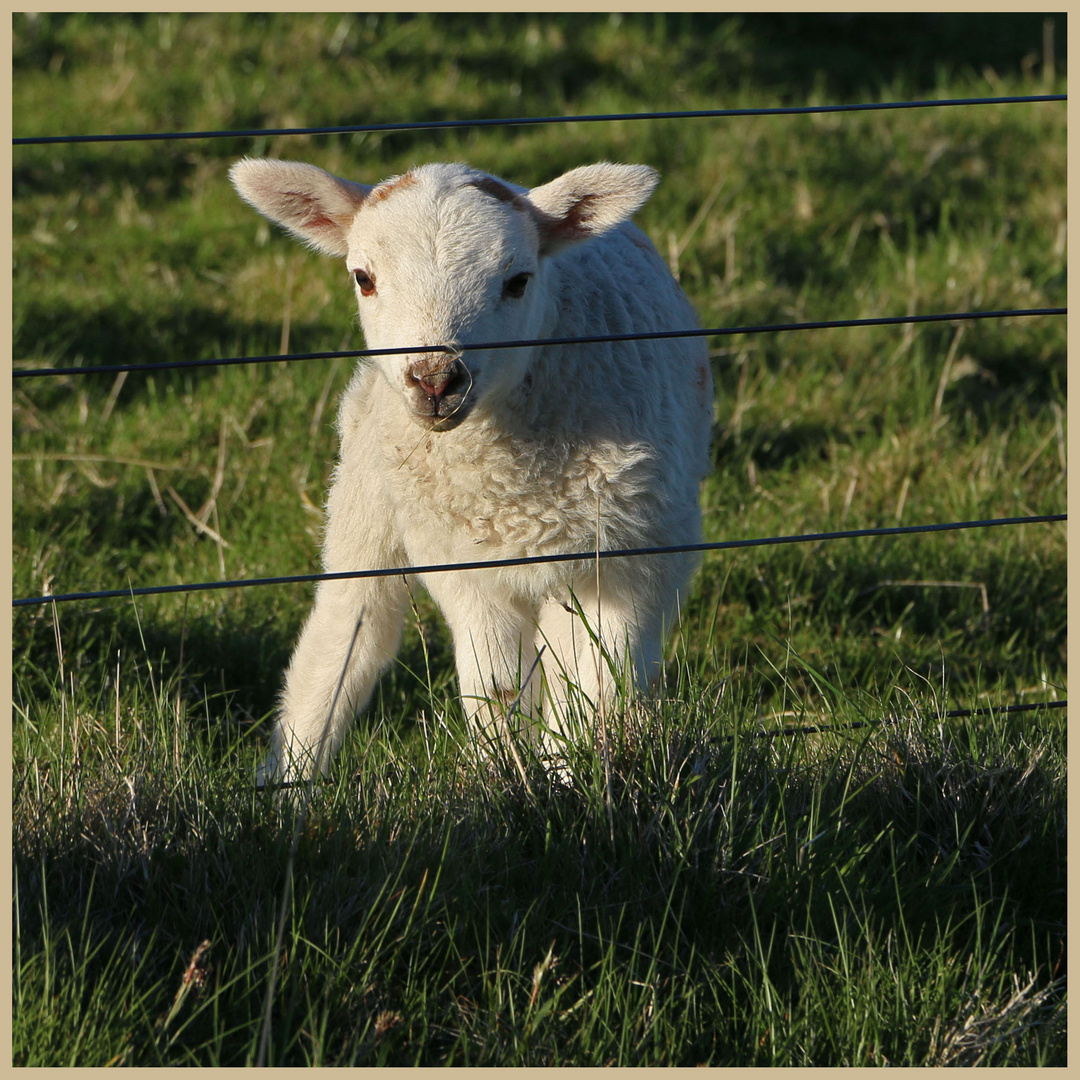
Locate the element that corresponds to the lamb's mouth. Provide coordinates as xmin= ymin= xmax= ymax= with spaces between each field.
xmin=407 ymin=358 xmax=473 ymax=430
xmin=412 ymin=397 xmax=471 ymax=430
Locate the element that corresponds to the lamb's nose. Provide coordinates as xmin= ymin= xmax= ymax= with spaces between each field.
xmin=410 ymin=358 xmax=464 ymax=400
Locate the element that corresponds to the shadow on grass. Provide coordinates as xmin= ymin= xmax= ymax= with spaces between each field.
xmin=12 ymin=694 xmax=1067 ymax=1065
xmin=736 ymin=13 xmax=1064 ymax=96
xmin=14 ymin=598 xmax=296 ymax=744
xmin=13 ymin=140 xmax=232 ymax=201
xmin=696 ymin=524 xmax=1065 ymax=659
xmin=13 ymin=576 xmax=452 ymax=765
xmin=14 ymin=300 xmax=349 ymax=394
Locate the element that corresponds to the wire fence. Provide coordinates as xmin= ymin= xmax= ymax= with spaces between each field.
xmin=259 ymin=696 xmax=1069 ymax=791
xmin=11 ymin=94 xmax=1067 ymax=146
xmin=12 ymin=515 xmax=1067 ymax=610
xmin=12 ymin=92 xmax=1067 ymax=721
xmin=12 ymin=307 xmax=1067 ymax=382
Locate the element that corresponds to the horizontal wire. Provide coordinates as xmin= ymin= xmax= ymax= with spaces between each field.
xmin=756 ymin=698 xmax=1067 ymax=740
xmin=11 ymin=94 xmax=1067 ymax=146
xmin=261 ymin=698 xmax=1068 ymax=790
xmin=12 ymin=306 xmax=1066 ymax=381
xmin=12 ymin=514 xmax=1065 ymax=609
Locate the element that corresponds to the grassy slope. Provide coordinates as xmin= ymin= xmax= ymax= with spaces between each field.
xmin=12 ymin=13 xmax=1066 ymax=1066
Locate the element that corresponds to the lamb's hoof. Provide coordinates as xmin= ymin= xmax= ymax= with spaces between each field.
xmin=539 ymin=753 xmax=575 ymax=789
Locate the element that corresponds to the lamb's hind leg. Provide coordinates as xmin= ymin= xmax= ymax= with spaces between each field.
xmin=534 ymin=571 xmax=673 ymax=760
xmin=424 ymin=575 xmax=539 ymax=756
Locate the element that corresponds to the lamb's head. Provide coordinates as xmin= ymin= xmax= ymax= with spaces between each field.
xmin=229 ymin=159 xmax=659 ymax=430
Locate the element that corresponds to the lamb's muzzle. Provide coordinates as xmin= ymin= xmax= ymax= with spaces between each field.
xmin=409 ymin=357 xmax=466 ymax=400
xmin=406 ymin=356 xmax=472 ymax=427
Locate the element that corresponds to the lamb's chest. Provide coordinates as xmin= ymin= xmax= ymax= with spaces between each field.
xmin=383 ymin=425 xmax=652 ymax=562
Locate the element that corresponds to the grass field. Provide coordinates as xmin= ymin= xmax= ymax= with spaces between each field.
xmin=12 ymin=13 xmax=1067 ymax=1065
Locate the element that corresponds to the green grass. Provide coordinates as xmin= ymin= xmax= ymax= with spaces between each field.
xmin=12 ymin=13 xmax=1066 ymax=1066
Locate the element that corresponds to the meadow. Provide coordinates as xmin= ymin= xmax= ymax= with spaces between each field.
xmin=12 ymin=13 xmax=1066 ymax=1065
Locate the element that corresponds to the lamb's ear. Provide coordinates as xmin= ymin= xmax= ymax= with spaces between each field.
xmin=229 ymin=158 xmax=372 ymax=257
xmin=522 ymin=162 xmax=660 ymax=255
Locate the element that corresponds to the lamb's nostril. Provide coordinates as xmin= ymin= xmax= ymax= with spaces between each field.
xmin=410 ymin=360 xmax=465 ymax=400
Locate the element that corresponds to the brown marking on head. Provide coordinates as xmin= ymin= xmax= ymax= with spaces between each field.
xmin=468 ymin=175 xmax=526 ymax=209
xmin=370 ymin=171 xmax=418 ymax=203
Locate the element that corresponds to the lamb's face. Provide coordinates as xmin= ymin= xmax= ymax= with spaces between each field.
xmin=344 ymin=171 xmax=549 ymax=430
xmin=230 ymin=158 xmax=661 ymax=431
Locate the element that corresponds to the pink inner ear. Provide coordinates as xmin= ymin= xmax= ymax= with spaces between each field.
xmin=279 ymin=190 xmax=340 ymax=232
xmin=544 ymin=219 xmax=581 ymax=245
xmin=565 ymin=194 xmax=599 ymax=228
xmin=539 ymin=194 xmax=600 ymax=249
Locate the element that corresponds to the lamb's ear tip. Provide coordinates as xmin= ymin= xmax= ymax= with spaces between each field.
xmin=587 ymin=161 xmax=660 ymax=193
xmin=630 ymin=163 xmax=660 ymax=187
xmin=228 ymin=157 xmax=264 ymax=188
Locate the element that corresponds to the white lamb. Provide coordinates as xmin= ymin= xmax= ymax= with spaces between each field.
xmin=229 ymin=158 xmax=713 ymax=785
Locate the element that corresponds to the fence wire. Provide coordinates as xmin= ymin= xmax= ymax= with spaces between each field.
xmin=752 ymin=699 xmax=1068 ymax=741
xmin=11 ymin=93 xmax=1067 ymax=146
xmin=13 ymin=514 xmax=1065 ymax=609
xmin=12 ymin=306 xmax=1067 ymax=382
xmin=262 ymin=698 xmax=1068 ymax=791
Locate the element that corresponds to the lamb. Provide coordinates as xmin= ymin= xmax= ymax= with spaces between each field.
xmin=229 ymin=158 xmax=713 ymax=785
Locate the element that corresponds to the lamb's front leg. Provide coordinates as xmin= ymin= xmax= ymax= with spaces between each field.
xmin=265 ymin=574 xmax=408 ymax=787
xmin=262 ymin=462 xmax=409 ymax=788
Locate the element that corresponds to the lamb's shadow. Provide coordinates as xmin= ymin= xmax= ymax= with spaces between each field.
xmin=10 ymin=682 xmax=1064 ymax=1066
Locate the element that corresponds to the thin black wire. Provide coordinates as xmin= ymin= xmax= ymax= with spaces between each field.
xmin=259 ymin=698 xmax=1068 ymax=791
xmin=12 ymin=307 xmax=1067 ymax=381
xmin=12 ymin=514 xmax=1065 ymax=609
xmin=757 ymin=699 xmax=1067 ymax=740
xmin=11 ymin=94 xmax=1067 ymax=146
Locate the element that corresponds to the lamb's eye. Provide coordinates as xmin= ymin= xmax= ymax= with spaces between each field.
xmin=353 ymin=270 xmax=376 ymax=297
xmin=502 ymin=272 xmax=531 ymax=300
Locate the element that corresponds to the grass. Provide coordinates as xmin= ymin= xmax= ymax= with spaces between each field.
xmin=12 ymin=12 xmax=1066 ymax=1066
